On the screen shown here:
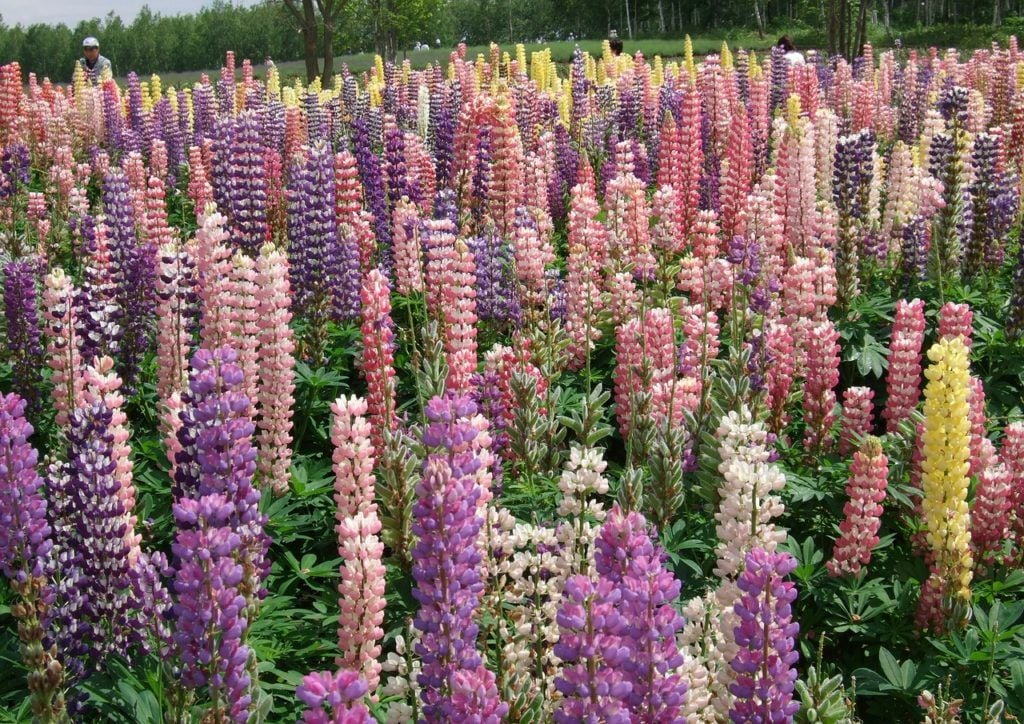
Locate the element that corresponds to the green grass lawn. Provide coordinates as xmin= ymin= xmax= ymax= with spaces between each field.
xmin=132 ymin=30 xmax=812 ymax=88
xmin=127 ymin=20 xmax=1024 ymax=89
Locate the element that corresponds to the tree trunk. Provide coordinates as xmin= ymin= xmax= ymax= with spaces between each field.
xmin=300 ymin=0 xmax=320 ymax=82
xmin=317 ymin=0 xmax=344 ymax=83
xmin=855 ymin=0 xmax=869 ymax=59
xmin=282 ymin=0 xmax=321 ymax=82
xmin=657 ymin=0 xmax=666 ymax=33
xmin=994 ymin=0 xmax=1002 ymax=26
xmin=753 ymin=0 xmax=766 ymax=39
xmin=624 ymin=0 xmax=632 ymax=40
xmin=322 ymin=21 xmax=335 ymax=82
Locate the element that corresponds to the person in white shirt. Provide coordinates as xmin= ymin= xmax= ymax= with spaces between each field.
xmin=777 ymin=35 xmax=805 ymax=66
xmin=78 ymin=37 xmax=113 ymax=84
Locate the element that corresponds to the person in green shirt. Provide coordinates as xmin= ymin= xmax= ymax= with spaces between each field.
xmin=79 ymin=37 xmax=112 ymax=85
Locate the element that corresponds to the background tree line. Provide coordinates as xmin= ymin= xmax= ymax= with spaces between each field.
xmin=4 ymin=0 xmax=1024 ymax=83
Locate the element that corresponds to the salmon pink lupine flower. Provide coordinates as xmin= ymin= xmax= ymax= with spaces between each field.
xmin=487 ymin=99 xmax=525 ymax=237
xmin=511 ymin=206 xmax=555 ymax=306
xmin=255 ymin=244 xmax=296 ymax=495
xmin=884 ymin=299 xmax=927 ymax=432
xmin=764 ymin=321 xmax=796 ymax=434
xmin=331 ymin=396 xmax=385 ymax=691
xmin=614 ymin=317 xmax=644 ymax=440
xmin=42 ymin=268 xmax=84 ymax=429
xmin=971 ymin=452 xmax=1012 ymax=568
xmin=443 ymin=240 xmax=478 ymax=396
xmin=564 ymin=178 xmax=609 ymax=367
xmin=839 ymin=386 xmax=875 ymax=455
xmin=606 ymin=167 xmax=656 ymax=280
xmin=719 ymin=106 xmax=753 ymax=242
xmin=422 ymin=215 xmax=459 ymax=318
xmin=938 ymin=301 xmax=973 ymax=348
xmin=358 ymin=269 xmax=398 ymax=454
xmin=802 ymin=319 xmax=841 ymax=452
xmin=828 ymin=437 xmax=889 ymax=577
xmin=391 ymin=198 xmax=424 ymax=295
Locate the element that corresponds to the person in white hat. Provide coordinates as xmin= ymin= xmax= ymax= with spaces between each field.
xmin=78 ymin=37 xmax=112 ymax=84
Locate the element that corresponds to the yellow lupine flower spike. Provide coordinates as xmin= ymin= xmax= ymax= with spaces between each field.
xmin=920 ymin=337 xmax=974 ymax=603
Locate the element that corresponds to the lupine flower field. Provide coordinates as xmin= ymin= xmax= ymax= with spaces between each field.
xmin=3 ymin=36 xmax=1024 ymax=723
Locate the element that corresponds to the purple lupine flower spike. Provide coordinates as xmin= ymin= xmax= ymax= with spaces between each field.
xmin=4 ymin=260 xmax=44 ymax=411
xmin=431 ymin=86 xmax=456 ymax=187
xmin=468 ymin=231 xmax=521 ymax=328
xmin=352 ymin=115 xmax=393 ymax=264
xmin=729 ymin=548 xmax=801 ymax=724
xmin=594 ymin=506 xmax=688 ymax=722
xmin=228 ymin=110 xmax=269 ymax=255
xmin=0 ymin=141 xmax=30 ymax=198
xmin=171 ymin=493 xmax=253 ymax=723
xmin=0 ymin=393 xmax=64 ymax=720
xmin=74 ymin=215 xmax=123 ymax=366
xmin=0 ymin=393 xmax=52 ymax=586
xmin=553 ymin=575 xmax=633 ymax=723
xmin=47 ymin=399 xmax=158 ymax=690
xmin=172 ymin=346 xmax=271 ymax=723
xmin=102 ymin=82 xmax=125 ymax=152
xmin=174 ymin=347 xmax=270 ymax=608
xmin=103 ymin=169 xmax=156 ymax=393
xmin=296 ymin=670 xmax=373 ymax=724
xmin=412 ymin=395 xmax=507 ymax=722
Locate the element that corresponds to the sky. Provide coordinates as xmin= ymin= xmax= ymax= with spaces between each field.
xmin=2 ymin=0 xmax=259 ymax=28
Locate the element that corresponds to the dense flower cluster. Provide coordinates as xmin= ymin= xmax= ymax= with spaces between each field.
xmin=5 ymin=34 xmax=1024 ymax=724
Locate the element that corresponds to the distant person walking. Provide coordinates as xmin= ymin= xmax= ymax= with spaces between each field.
xmin=79 ymin=37 xmax=112 ymax=85
xmin=777 ymin=36 xmax=805 ymax=66
xmin=609 ymin=30 xmax=623 ymax=56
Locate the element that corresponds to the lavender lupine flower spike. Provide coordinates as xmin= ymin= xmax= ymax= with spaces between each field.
xmin=0 ymin=393 xmax=64 ymax=721
xmin=729 ymin=548 xmax=801 ymax=723
xmin=48 ymin=400 xmax=155 ymax=683
xmin=172 ymin=347 xmax=271 ymax=723
xmin=594 ymin=506 xmax=688 ymax=722
xmin=4 ymin=260 xmax=44 ymax=410
xmin=103 ymin=169 xmax=156 ymax=393
xmin=296 ymin=670 xmax=373 ymax=724
xmin=412 ymin=395 xmax=507 ymax=722
xmin=553 ymin=575 xmax=633 ymax=723
xmin=174 ymin=347 xmax=270 ymax=611
xmin=172 ymin=493 xmax=253 ymax=723
xmin=229 ymin=111 xmax=269 ymax=255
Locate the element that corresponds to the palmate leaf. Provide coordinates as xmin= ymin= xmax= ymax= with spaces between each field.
xmin=853 ymin=646 xmax=931 ymax=697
